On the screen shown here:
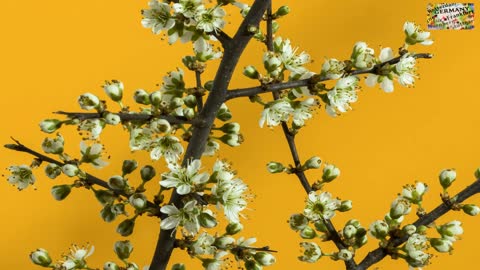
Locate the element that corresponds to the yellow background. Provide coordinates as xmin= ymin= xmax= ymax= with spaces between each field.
xmin=1 ymin=0 xmax=479 ymax=269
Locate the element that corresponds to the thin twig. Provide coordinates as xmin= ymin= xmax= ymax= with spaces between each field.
xmin=54 ymin=111 xmax=192 ymax=125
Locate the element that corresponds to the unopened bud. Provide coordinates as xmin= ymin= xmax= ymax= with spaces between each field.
xmin=51 ymin=185 xmax=71 ymax=201
xmin=78 ymin=93 xmax=100 ymax=110
xmin=171 ymin=264 xmax=185 ymax=270
xmin=94 ymin=189 xmax=116 ymax=206
xmin=303 ymin=156 xmax=322 ymax=170
xmin=140 ymin=165 xmax=156 ymax=182
xmin=129 ymin=193 xmax=147 ymax=210
xmin=343 ymin=225 xmax=357 ymax=239
xmin=108 ymin=175 xmax=127 ymax=190
xmin=62 ymin=164 xmax=79 ymax=177
xmin=104 ymin=262 xmax=120 ymax=270
xmin=220 ymin=122 xmax=240 ymax=134
xmin=439 ymin=169 xmax=456 ymax=189
xmin=300 ymin=226 xmax=316 ymax=239
xmin=199 ymin=211 xmax=217 ymax=228
xmin=226 ymin=223 xmax=243 ymax=235
xmin=337 ymin=249 xmax=353 ymax=261
xmin=369 ymin=220 xmax=389 ymax=239
xmin=243 ymin=65 xmax=260 ymax=79
xmin=216 ymin=104 xmax=232 ymax=121
xmin=114 ymin=240 xmax=133 ymax=260
xmin=289 ymin=213 xmax=308 ymax=231
xmin=339 ymin=200 xmax=353 ymax=212
xmin=275 ymin=5 xmax=290 ymax=17
xmin=215 ymin=236 xmax=235 ymax=249
xmin=45 ymin=163 xmax=61 ymax=179
xmin=30 ymin=248 xmax=52 ymax=267
xmin=134 ymin=89 xmax=150 ymax=105
xmin=322 ymin=164 xmax=340 ymax=182
xmin=117 ymin=218 xmax=135 ymax=236
xmin=122 ymin=160 xmax=138 ymax=176
xmin=182 ymin=56 xmax=196 ymax=70
xmin=245 ymin=260 xmax=262 ymax=270
xmin=254 ymin=252 xmax=276 ymax=266
xmin=219 ymin=134 xmax=242 ymax=147
xmin=150 ymin=91 xmax=163 ymax=107
xmin=104 ymin=113 xmax=121 ymax=125
xmin=103 ymin=80 xmax=124 ymax=102
xmin=462 ymin=204 xmax=480 ymax=216
xmin=183 ymin=95 xmax=197 ymax=108
xmin=40 ymin=119 xmax=62 ymax=134
xmin=266 ymin=162 xmax=285 ymax=174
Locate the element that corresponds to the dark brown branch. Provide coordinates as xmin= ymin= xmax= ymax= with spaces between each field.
xmin=54 ymin=111 xmax=192 ymax=125
xmin=4 ymin=139 xmax=160 ymax=216
xmin=211 ymin=30 xmax=232 ymax=47
xmin=195 ymin=70 xmax=204 ymax=112
xmin=149 ymin=1 xmax=272 ymax=270
xmin=357 ymin=179 xmax=480 ymax=270
xmin=225 ymin=53 xmax=433 ymax=100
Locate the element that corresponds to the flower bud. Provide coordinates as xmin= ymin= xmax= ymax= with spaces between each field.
xmin=215 ymin=236 xmax=235 ymax=249
xmin=39 ymin=119 xmax=62 ymax=134
xmin=322 ymin=164 xmax=340 ymax=182
xmin=100 ymin=203 xmax=125 ymax=223
xmin=220 ymin=122 xmax=240 ymax=134
xmin=314 ymin=220 xmax=328 ymax=233
xmin=104 ymin=113 xmax=121 ymax=125
xmin=183 ymin=95 xmax=197 ymax=108
xmin=403 ymin=224 xmax=417 ymax=235
xmin=300 ymin=226 xmax=316 ymax=239
xmin=338 ymin=200 xmax=353 ymax=212
xmin=346 ymin=219 xmax=361 ymax=228
xmin=204 ymin=80 xmax=213 ymax=91
xmin=62 ymin=164 xmax=79 ymax=177
xmin=337 ymin=249 xmax=353 ymax=261
xmin=474 ymin=167 xmax=480 ymax=179
xmin=430 ymin=238 xmax=453 ymax=253
xmin=171 ymin=264 xmax=185 ymax=270
xmin=42 ymin=134 xmax=64 ymax=155
xmin=134 ymin=89 xmax=150 ymax=105
xmin=216 ymin=103 xmax=232 ymax=121
xmin=355 ymin=235 xmax=368 ymax=248
xmin=182 ymin=55 xmax=196 ymax=70
xmin=226 ymin=223 xmax=243 ymax=235
xmin=266 ymin=162 xmax=285 ymax=174
xmin=51 ymin=185 xmax=72 ymax=201
xmin=104 ymin=80 xmax=124 ymax=102
xmin=244 ymin=260 xmax=262 ymax=270
xmin=170 ymin=97 xmax=184 ymax=108
xmin=343 ymin=225 xmax=357 ymax=239
xmin=219 ymin=134 xmax=242 ymax=147
xmin=437 ymin=220 xmax=463 ymax=239
xmin=303 ymin=156 xmax=322 ymax=170
xmin=462 ymin=204 xmax=480 ymax=216
xmin=117 ymin=218 xmax=135 ymax=236
xmin=369 ymin=220 xmax=389 ymax=239
xmin=289 ymin=213 xmax=308 ymax=231
xmin=439 ymin=169 xmax=456 ymax=189
xmin=243 ymin=65 xmax=260 ymax=79
xmin=150 ymin=91 xmax=163 ymax=107
xmin=183 ymin=107 xmax=195 ymax=120
xmin=78 ymin=93 xmax=100 ymax=110
xmin=30 ymin=248 xmax=52 ymax=267
xmin=275 ymin=6 xmax=290 ymax=17
xmin=140 ymin=165 xmax=156 ymax=182
xmin=129 ymin=193 xmax=147 ymax=210
xmin=390 ymin=197 xmax=411 ymax=219
xmin=108 ymin=175 xmax=127 ymax=190
xmin=45 ymin=163 xmax=61 ymax=179
xmin=126 ymin=263 xmax=139 ymax=270
xmin=104 ymin=262 xmax=120 ymax=270
xmin=199 ymin=212 xmax=218 ymax=228
xmin=114 ymin=240 xmax=133 ymax=260
xmin=254 ymin=252 xmax=276 ymax=266
xmin=94 ymin=189 xmax=116 ymax=206
xmin=122 ymin=160 xmax=138 ymax=176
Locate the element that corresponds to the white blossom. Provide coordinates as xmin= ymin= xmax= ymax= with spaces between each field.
xmin=62 ymin=244 xmax=95 ymax=270
xmin=402 ymin=182 xmax=428 ymax=204
xmin=274 ymin=37 xmax=310 ymax=75
xmin=160 ymin=200 xmax=201 ymax=235
xmin=351 ymin=42 xmax=375 ymax=69
xmin=78 ymin=93 xmax=100 ymax=110
xmin=211 ymin=166 xmax=248 ymax=223
xmin=172 ymin=0 xmax=202 ymax=19
xmin=404 ymin=21 xmax=433 ymax=46
xmin=79 ymin=119 xmax=104 ymax=140
xmin=326 ymin=76 xmax=359 ymax=116
xmin=80 ymin=141 xmax=108 ymax=168
xmin=41 ymin=134 xmax=64 ymax=154
xmin=365 ymin=47 xmax=395 ymax=92
xmin=304 ymin=191 xmax=341 ymax=220
xmin=291 ymin=98 xmax=316 ymax=127
xmin=321 ymin=58 xmax=346 ymax=79
xmin=192 ymin=232 xmax=215 ymax=255
xmin=7 ymin=165 xmax=35 ymax=190
xmin=141 ymin=1 xmax=175 ymax=35
xmin=195 ymin=6 xmax=226 ymax=33
xmin=259 ymin=99 xmax=294 ymax=128
xmin=298 ymin=242 xmax=322 ymax=263
xmin=160 ymin=159 xmax=209 ymax=195
xmin=150 ymin=135 xmax=184 ymax=163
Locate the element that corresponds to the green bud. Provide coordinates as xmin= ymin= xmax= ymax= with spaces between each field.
xmin=369 ymin=220 xmax=389 ymax=239
xmin=355 ymin=235 xmax=368 ymax=248
xmin=104 ymin=113 xmax=121 ymax=125
xmin=475 ymin=168 xmax=480 ymax=179
xmin=182 ymin=56 xmax=196 ymax=70
xmin=263 ymin=52 xmax=282 ymax=72
xmin=30 ymin=248 xmax=52 ymax=267
xmin=226 ymin=223 xmax=243 ymax=235
xmin=254 ymin=252 xmax=276 ymax=266
xmin=39 ymin=119 xmax=62 ymax=134
xmin=266 ymin=162 xmax=285 ymax=174
xmin=51 ymin=185 xmax=71 ymax=201
xmin=104 ymin=262 xmax=120 ymax=270
xmin=129 ymin=193 xmax=147 ymax=210
xmin=114 ymin=240 xmax=133 ymax=260
xmin=117 ymin=218 xmax=135 ymax=236
xmin=439 ymin=169 xmax=456 ymax=189
xmin=417 ymin=225 xmax=428 ymax=234
xmin=322 ymin=164 xmax=340 ymax=182
xmin=243 ymin=65 xmax=260 ymax=79
xmin=300 ymin=226 xmax=316 ymax=239
xmin=171 ymin=264 xmax=185 ymax=270
xmin=45 ymin=163 xmax=61 ymax=179
xmin=216 ymin=103 xmax=232 ymax=121
xmin=220 ymin=122 xmax=240 ymax=134
xmin=303 ymin=156 xmax=322 ymax=170
xmin=275 ymin=5 xmax=290 ymax=17
xmin=183 ymin=107 xmax=195 ymax=120
xmin=94 ymin=189 xmax=116 ymax=206
xmin=403 ymin=224 xmax=417 ymax=235
xmin=204 ymin=80 xmax=213 ymax=91
xmin=219 ymin=134 xmax=242 ymax=147
xmin=150 ymin=91 xmax=163 ymax=107
xmin=62 ymin=164 xmax=79 ymax=177
xmin=126 ymin=263 xmax=139 ymax=270
xmin=183 ymin=95 xmax=197 ymax=108
xmin=134 ymin=89 xmax=151 ymax=105
xmin=339 ymin=200 xmax=353 ymax=212
xmin=140 ymin=165 xmax=156 ymax=182
xmin=343 ymin=225 xmax=357 ymax=239
xmin=430 ymin=238 xmax=453 ymax=253
xmin=314 ymin=220 xmax=328 ymax=233
xmin=78 ymin=93 xmax=100 ymax=110
xmin=214 ymin=236 xmax=235 ymax=249
xmin=101 ymin=203 xmax=126 ymax=223
xmin=337 ymin=249 xmax=353 ymax=261
xmin=346 ymin=219 xmax=361 ymax=229
xmin=170 ymin=97 xmax=184 ymax=108
xmin=289 ymin=213 xmax=308 ymax=231
xmin=245 ymin=260 xmax=262 ymax=270
xmin=150 ymin=119 xmax=171 ymax=133
xmin=108 ymin=175 xmax=127 ymax=191
xmin=355 ymin=227 xmax=367 ymax=238
xmin=199 ymin=211 xmax=218 ymax=228
xmin=103 ymin=80 xmax=124 ymax=102
xmin=271 ymin=21 xmax=280 ymax=34
xmin=122 ymin=160 xmax=138 ymax=176
xmin=463 ymin=204 xmax=480 ymax=216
